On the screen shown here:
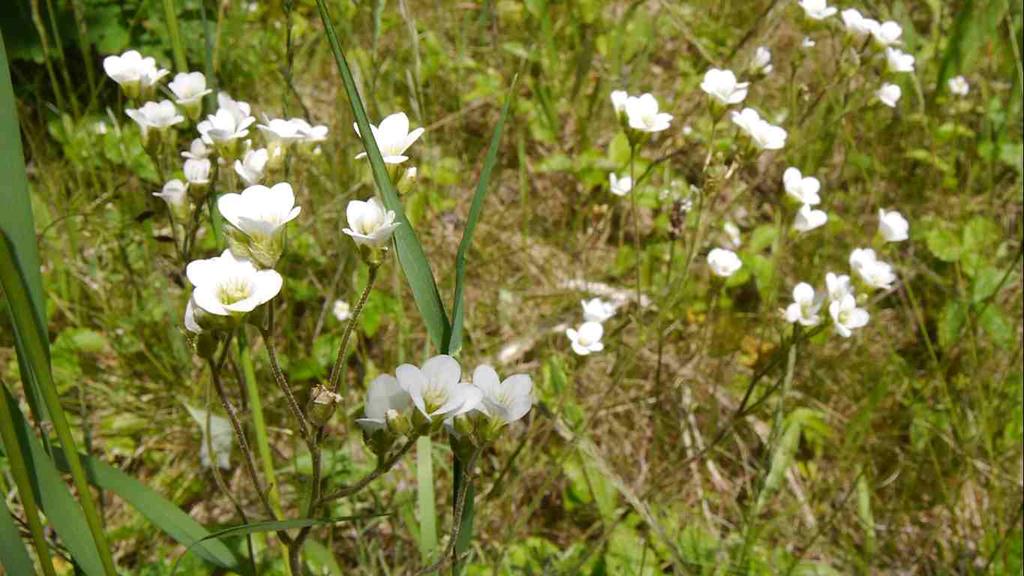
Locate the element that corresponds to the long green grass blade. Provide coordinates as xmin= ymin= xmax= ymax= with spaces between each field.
xmin=0 ymin=389 xmax=51 ymax=576
xmin=0 ymin=494 xmax=35 ymax=575
xmin=447 ymin=76 xmax=518 ymax=355
xmin=314 ymin=0 xmax=450 ymax=350
xmin=0 ymin=384 xmax=105 ymax=576
xmin=416 ymin=435 xmax=438 ymax=560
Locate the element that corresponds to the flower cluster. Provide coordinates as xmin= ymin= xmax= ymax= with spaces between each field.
xmin=565 ymin=297 xmax=618 ymax=356
xmin=357 ymin=355 xmax=533 ymax=457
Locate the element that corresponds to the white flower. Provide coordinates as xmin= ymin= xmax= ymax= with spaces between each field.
xmin=182 ymin=138 xmax=210 ymax=160
xmin=872 ymin=21 xmax=903 ymax=46
xmin=610 ymin=90 xmax=629 ymax=115
xmin=168 ymin=72 xmax=211 ymax=106
xmin=356 ymin=374 xmax=413 ymax=433
xmin=948 ymin=75 xmax=970 ymax=96
xmin=876 ymin=83 xmax=902 ymax=107
xmin=154 ymin=179 xmax=189 ymax=218
xmin=234 ymin=148 xmax=269 ymax=186
xmin=197 ymin=93 xmax=255 ymax=146
xmin=103 ymin=50 xmax=168 ymax=97
xmin=218 ymin=182 xmax=301 ymax=242
xmin=343 ymin=197 xmax=400 ymax=248
xmin=793 ymin=204 xmax=828 ymax=233
xmin=257 ymin=117 xmax=304 ymax=145
xmin=184 ymin=297 xmax=204 ymax=334
xmin=701 ymin=69 xmax=749 ymax=105
xmin=784 ymin=283 xmax=822 ymax=326
xmin=885 ymin=48 xmax=915 ymax=73
xmin=581 ymin=297 xmax=616 ymax=323
xmin=731 ymin=107 xmax=786 ymax=150
xmin=624 ymin=93 xmax=673 ymax=133
xmin=707 ymin=248 xmax=742 ymax=278
xmin=289 ymin=118 xmax=329 ymax=144
xmin=396 ymin=355 xmax=477 ymax=420
xmin=353 ymin=112 xmax=424 ymax=164
xmin=798 ymin=0 xmax=837 ymax=20
xmin=332 ymin=300 xmax=351 ymax=322
xmin=184 ymin=158 xmax=211 ymax=186
xmin=751 ymin=47 xmax=773 ymax=74
xmin=878 ymin=208 xmax=909 ymax=242
xmin=566 ymin=321 xmax=605 ymax=356
xmin=724 ymin=221 xmax=742 ymax=248
xmin=471 ymin=365 xmax=533 ymax=425
xmin=186 ymin=249 xmax=283 ymax=317
xmin=826 ymin=272 xmax=853 ymax=302
xmin=829 ymin=294 xmax=870 ymax=337
xmin=125 ymin=100 xmax=184 ymax=139
xmin=849 ymin=248 xmax=896 ymax=290
xmin=801 ymin=37 xmax=816 ymax=49
xmin=609 ymin=172 xmax=633 ymax=196
xmin=841 ymin=9 xmax=877 ymax=38
xmin=783 ymin=167 xmax=821 ymax=205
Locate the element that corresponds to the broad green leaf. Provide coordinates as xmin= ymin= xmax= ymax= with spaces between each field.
xmin=0 ymin=495 xmax=34 ymax=574
xmin=925 ymin=227 xmax=961 ymax=262
xmin=979 ymin=305 xmax=1014 ymax=349
xmin=314 ymin=0 xmax=450 ymax=350
xmin=938 ymin=300 xmax=967 ymax=351
xmin=448 ymin=77 xmax=518 ymax=354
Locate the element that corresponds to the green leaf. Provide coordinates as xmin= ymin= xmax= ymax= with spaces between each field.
xmin=971 ymin=266 xmax=1004 ymax=303
xmin=938 ymin=300 xmax=967 ymax=351
xmin=925 ymin=227 xmax=962 ymax=262
xmin=448 ymin=77 xmax=518 ymax=355
xmin=314 ymin=0 xmax=450 ymax=350
xmin=978 ymin=305 xmax=1014 ymax=349
xmin=0 ymin=495 xmax=34 ymax=575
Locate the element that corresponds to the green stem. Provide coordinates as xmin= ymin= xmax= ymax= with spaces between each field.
xmin=328 ymin=262 xmax=380 ymax=394
xmin=629 ymin=144 xmax=642 ymax=309
xmin=161 ymin=0 xmax=188 ymax=72
xmin=0 ymin=384 xmax=57 ymax=576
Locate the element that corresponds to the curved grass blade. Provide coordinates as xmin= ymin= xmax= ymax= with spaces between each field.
xmin=0 ymin=435 xmax=44 ymax=576
xmin=0 ymin=384 xmax=105 ymax=576
xmin=170 ymin=515 xmax=386 ymax=576
xmin=314 ymin=0 xmax=450 ymax=350
xmin=447 ymin=75 xmax=518 ymax=355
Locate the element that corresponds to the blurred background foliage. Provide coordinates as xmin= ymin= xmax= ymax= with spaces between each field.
xmin=0 ymin=0 xmax=1022 ymax=573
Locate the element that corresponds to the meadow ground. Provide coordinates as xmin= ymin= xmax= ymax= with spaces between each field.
xmin=0 ymin=0 xmax=1022 ymax=574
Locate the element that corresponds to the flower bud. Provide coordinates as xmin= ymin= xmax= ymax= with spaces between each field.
xmin=385 ymin=408 xmax=411 ymax=436
xmin=307 ymin=385 xmax=342 ymax=426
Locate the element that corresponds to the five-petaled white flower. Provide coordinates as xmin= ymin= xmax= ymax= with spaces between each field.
xmin=784 ymin=282 xmax=822 ymax=327
xmin=793 ymin=204 xmax=828 ymax=233
xmin=876 ymin=83 xmax=902 ymax=108
xmin=168 ymin=72 xmax=211 ymax=108
xmin=258 ymin=117 xmax=305 ymax=145
xmin=103 ymin=50 xmax=168 ymax=97
xmin=234 ymin=147 xmax=269 ymax=186
xmin=353 ymin=112 xmax=425 ymax=164
xmin=197 ymin=93 xmax=255 ymax=146
xmin=581 ymin=297 xmax=616 ymax=323
xmin=849 ymin=248 xmax=896 ymax=290
xmin=218 ymin=182 xmax=301 ymax=242
xmin=332 ymin=300 xmax=351 ymax=322
xmin=624 ymin=93 xmax=673 ymax=133
xmin=396 ymin=355 xmax=478 ymax=420
xmin=731 ymin=108 xmax=787 ymax=150
xmin=609 ymin=173 xmax=633 ymax=196
xmin=471 ymin=365 xmax=533 ymax=425
xmin=610 ymin=90 xmax=628 ymax=116
xmin=798 ymin=0 xmax=837 ymax=20
xmin=186 ymin=249 xmax=283 ymax=317
xmin=707 ymin=248 xmax=742 ymax=278
xmin=829 ymin=294 xmax=870 ymax=337
xmin=154 ymin=179 xmax=188 ymax=217
xmin=701 ymin=69 xmax=749 ymax=105
xmin=871 ymin=21 xmax=903 ymax=46
xmin=826 ymin=272 xmax=853 ymax=302
xmin=841 ymin=9 xmax=878 ymax=38
xmin=783 ymin=167 xmax=821 ymax=205
xmin=751 ymin=47 xmax=773 ymax=75
xmin=184 ymin=158 xmax=211 ymax=186
xmin=566 ymin=321 xmax=605 ymax=356
xmin=290 ymin=118 xmax=329 ymax=144
xmin=125 ymin=100 xmax=184 ymax=140
xmin=343 ymin=197 xmax=400 ymax=248
xmin=878 ymin=209 xmax=909 ymax=242
xmin=885 ymin=48 xmax=915 ymax=73
xmin=356 ymin=373 xmax=413 ymax=433
xmin=948 ymin=76 xmax=970 ymax=96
